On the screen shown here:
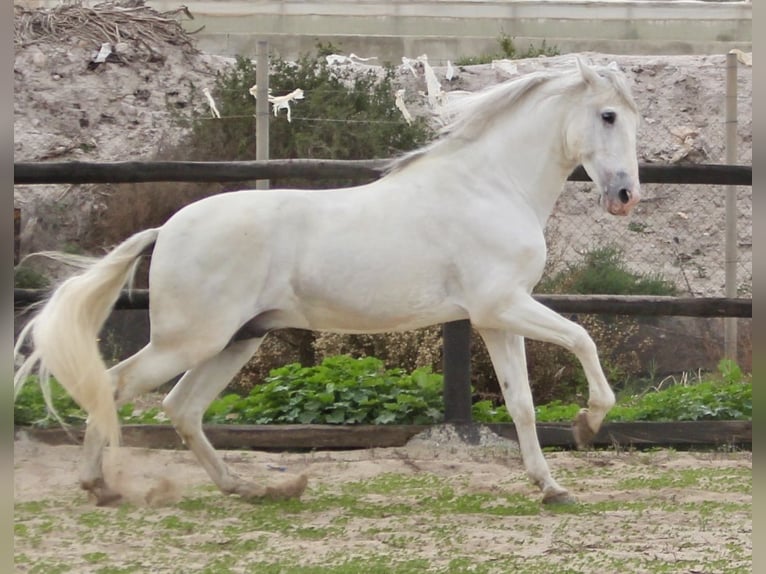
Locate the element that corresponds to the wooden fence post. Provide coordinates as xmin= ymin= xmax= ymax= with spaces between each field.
xmin=724 ymin=51 xmax=738 ymax=361
xmin=442 ymin=320 xmax=472 ymax=424
xmin=255 ymin=40 xmax=270 ymax=190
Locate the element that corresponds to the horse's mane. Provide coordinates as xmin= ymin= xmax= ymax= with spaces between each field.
xmin=385 ymin=63 xmax=636 ymax=175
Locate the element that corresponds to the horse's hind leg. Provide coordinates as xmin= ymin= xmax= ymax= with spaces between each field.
xmin=478 ymin=328 xmax=575 ymax=505
xmin=80 ymin=342 xmax=196 ymax=505
xmin=161 ymin=338 xmax=308 ymax=501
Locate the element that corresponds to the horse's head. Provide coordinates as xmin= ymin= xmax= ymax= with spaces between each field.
xmin=567 ymin=59 xmax=641 ymax=216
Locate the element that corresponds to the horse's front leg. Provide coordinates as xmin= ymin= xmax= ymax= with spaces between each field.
xmin=478 ymin=294 xmax=615 ymax=447
xmin=477 ymin=328 xmax=575 ymax=505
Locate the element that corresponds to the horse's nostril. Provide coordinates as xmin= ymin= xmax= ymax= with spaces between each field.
xmin=618 ymin=188 xmax=631 ymax=204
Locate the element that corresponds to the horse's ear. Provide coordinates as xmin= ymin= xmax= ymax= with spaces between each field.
xmin=576 ymin=57 xmax=601 ymax=86
xmin=607 ymin=61 xmax=620 ymax=72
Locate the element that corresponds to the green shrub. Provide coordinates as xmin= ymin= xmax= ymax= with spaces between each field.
xmin=204 ymin=355 xmax=445 ymax=425
xmin=179 ymin=49 xmax=432 ymax=179
xmin=455 ymin=34 xmax=559 ymax=66
xmin=14 ymin=267 xmax=50 ymax=289
xmin=537 ymin=246 xmax=678 ymax=296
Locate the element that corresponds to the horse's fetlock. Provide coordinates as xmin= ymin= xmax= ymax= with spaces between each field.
xmin=589 ymin=392 xmax=616 ymax=413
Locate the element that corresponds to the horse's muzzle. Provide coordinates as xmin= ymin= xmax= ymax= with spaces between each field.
xmin=601 ymin=172 xmax=640 ymax=216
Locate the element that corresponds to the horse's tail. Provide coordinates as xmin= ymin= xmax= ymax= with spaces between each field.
xmin=14 ymin=228 xmax=161 ymax=448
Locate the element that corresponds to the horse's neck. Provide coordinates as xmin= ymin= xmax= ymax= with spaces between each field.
xmin=437 ymin=97 xmax=577 ymax=225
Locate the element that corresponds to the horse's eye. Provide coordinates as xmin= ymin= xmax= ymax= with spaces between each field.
xmin=601 ymin=111 xmax=617 ymax=125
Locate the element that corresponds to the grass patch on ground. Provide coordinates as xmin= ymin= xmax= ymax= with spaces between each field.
xmin=15 ymin=451 xmax=751 ymax=574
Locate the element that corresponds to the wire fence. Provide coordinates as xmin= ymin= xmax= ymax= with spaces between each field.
xmin=544 ymin=70 xmax=752 ymax=298
xmin=547 ymin=182 xmax=752 ymax=298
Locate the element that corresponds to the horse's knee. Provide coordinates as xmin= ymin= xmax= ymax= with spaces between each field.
xmin=570 ymin=326 xmax=598 ymax=358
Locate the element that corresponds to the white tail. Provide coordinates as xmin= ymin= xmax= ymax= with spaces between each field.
xmin=14 ymin=228 xmax=160 ymax=448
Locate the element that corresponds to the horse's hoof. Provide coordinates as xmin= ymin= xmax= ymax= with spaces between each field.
xmin=542 ymin=490 xmax=578 ymax=506
xmin=81 ymin=478 xmax=123 ymax=507
xmin=572 ymin=408 xmax=597 ymax=449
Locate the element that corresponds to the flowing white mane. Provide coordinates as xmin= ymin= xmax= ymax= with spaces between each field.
xmin=386 ymin=63 xmax=636 ymax=175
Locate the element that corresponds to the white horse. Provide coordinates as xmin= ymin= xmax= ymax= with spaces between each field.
xmin=14 ymin=58 xmax=640 ymax=506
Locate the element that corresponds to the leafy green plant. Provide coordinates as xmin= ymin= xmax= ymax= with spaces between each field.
xmin=14 ymin=358 xmax=751 ymax=427
xmin=607 ymin=379 xmax=751 ymax=422
xmin=204 ymin=355 xmax=445 ymax=425
xmin=14 ymin=377 xmax=84 ymax=426
xmin=608 ymin=359 xmax=751 ymax=422
xmin=474 ymin=361 xmax=751 ymax=424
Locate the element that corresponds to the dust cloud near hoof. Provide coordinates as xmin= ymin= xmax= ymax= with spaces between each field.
xmin=91 ymin=487 xmax=124 ymax=507
xmin=542 ymin=490 xmax=578 ymax=506
xmin=144 ymin=477 xmax=184 ymax=507
xmin=572 ymin=410 xmax=597 ymax=449
xmin=262 ymin=474 xmax=310 ymax=501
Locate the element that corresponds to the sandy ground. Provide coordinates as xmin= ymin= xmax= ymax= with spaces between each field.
xmin=14 ymin=428 xmax=752 ymax=573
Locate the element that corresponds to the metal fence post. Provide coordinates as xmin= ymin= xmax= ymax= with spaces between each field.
xmin=442 ymin=320 xmax=472 ymax=424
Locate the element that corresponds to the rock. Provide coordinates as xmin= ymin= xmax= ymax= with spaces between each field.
xmin=29 ymin=48 xmax=47 ymax=68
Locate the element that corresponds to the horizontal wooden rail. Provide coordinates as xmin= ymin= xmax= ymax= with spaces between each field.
xmin=13 ymin=160 xmax=753 ymax=186
xmin=16 ymin=421 xmax=752 ymax=450
xmin=13 ymin=289 xmax=752 ymax=317
xmin=12 ymin=157 xmax=753 ymax=435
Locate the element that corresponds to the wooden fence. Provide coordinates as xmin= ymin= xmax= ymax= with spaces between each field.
xmin=13 ymin=159 xmax=753 ymax=186
xmin=14 ymin=159 xmax=753 ymax=448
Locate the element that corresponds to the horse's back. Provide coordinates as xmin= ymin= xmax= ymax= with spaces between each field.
xmin=146 ymin=186 xmax=463 ymax=335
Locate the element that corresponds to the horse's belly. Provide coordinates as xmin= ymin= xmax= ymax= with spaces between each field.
xmin=300 ymin=301 xmax=467 ymax=333
xmin=291 ymin=269 xmax=466 ymax=333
